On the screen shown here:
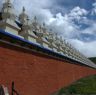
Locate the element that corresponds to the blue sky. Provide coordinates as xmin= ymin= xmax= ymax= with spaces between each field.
xmin=50 ymin=0 xmax=95 ymax=14
xmin=0 ymin=0 xmax=96 ymax=57
xmin=53 ymin=0 xmax=95 ymax=9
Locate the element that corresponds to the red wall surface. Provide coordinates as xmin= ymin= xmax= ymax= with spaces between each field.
xmin=0 ymin=43 xmax=96 ymax=95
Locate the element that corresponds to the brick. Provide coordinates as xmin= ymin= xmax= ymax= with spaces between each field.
xmin=0 ymin=45 xmax=96 ymax=95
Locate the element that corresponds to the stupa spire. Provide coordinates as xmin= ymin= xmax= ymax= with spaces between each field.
xmin=1 ymin=0 xmax=16 ymax=20
xmin=43 ymin=22 xmax=45 ymax=27
xmin=23 ymin=6 xmax=25 ymax=13
xmin=34 ymin=16 xmax=37 ymax=23
xmin=19 ymin=6 xmax=29 ymax=25
xmin=55 ymin=33 xmax=59 ymax=40
xmin=42 ymin=22 xmax=47 ymax=33
xmin=60 ymin=36 xmax=64 ymax=44
xmin=5 ymin=0 xmax=10 ymax=3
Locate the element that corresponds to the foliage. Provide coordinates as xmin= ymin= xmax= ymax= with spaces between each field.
xmin=56 ymin=57 xmax=96 ymax=95
xmin=57 ymin=75 xmax=96 ymax=95
xmin=89 ymin=57 xmax=96 ymax=64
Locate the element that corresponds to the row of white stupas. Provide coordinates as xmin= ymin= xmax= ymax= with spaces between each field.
xmin=0 ymin=0 xmax=95 ymax=67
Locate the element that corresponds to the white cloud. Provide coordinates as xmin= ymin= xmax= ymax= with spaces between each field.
xmin=69 ymin=39 xmax=96 ymax=57
xmin=81 ymin=23 xmax=96 ymax=34
xmin=47 ymin=13 xmax=79 ymax=38
xmin=92 ymin=2 xmax=96 ymax=15
xmin=47 ymin=6 xmax=96 ymax=57
xmin=46 ymin=7 xmax=88 ymax=39
xmin=68 ymin=6 xmax=88 ymax=21
xmin=0 ymin=0 xmax=96 ymax=57
xmin=13 ymin=0 xmax=51 ymax=9
xmin=13 ymin=1 xmax=96 ymax=57
xmin=12 ymin=0 xmax=53 ymax=24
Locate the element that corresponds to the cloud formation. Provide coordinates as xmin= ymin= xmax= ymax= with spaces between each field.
xmin=69 ymin=39 xmax=96 ymax=57
xmin=13 ymin=0 xmax=53 ymax=22
xmin=92 ymin=2 xmax=96 ymax=15
xmin=68 ymin=6 xmax=88 ymax=21
xmin=0 ymin=0 xmax=96 ymax=57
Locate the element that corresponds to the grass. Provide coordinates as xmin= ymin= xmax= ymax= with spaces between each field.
xmin=56 ymin=57 xmax=96 ymax=95
xmin=57 ymin=75 xmax=96 ymax=95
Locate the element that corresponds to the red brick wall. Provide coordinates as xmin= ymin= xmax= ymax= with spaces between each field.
xmin=0 ymin=44 xmax=96 ymax=95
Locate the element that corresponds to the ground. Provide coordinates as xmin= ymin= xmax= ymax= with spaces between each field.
xmin=55 ymin=57 xmax=96 ymax=95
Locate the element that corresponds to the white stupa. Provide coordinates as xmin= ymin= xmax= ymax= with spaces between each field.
xmin=0 ymin=0 xmax=20 ymax=36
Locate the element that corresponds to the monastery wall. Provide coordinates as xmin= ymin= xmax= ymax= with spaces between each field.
xmin=0 ymin=42 xmax=96 ymax=95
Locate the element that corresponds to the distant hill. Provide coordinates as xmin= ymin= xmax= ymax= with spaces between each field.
xmin=89 ymin=57 xmax=96 ymax=64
